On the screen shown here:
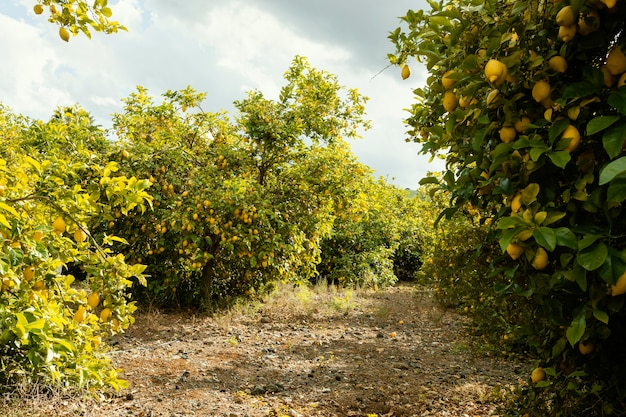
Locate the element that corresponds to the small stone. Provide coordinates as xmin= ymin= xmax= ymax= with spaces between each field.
xmin=265 ymin=383 xmax=284 ymax=393
xmin=250 ymin=385 xmax=266 ymax=395
xmin=376 ymin=331 xmax=384 ymax=338
xmin=125 ymin=393 xmax=134 ymax=401
xmin=260 ymin=316 xmax=271 ymax=323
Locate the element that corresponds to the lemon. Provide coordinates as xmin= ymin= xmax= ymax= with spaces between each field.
xmin=442 ymin=70 xmax=456 ymax=89
xmin=610 ymin=270 xmax=626 ymax=296
xmin=401 ymin=64 xmax=411 ymax=80
xmin=442 ymin=91 xmax=458 ymax=113
xmin=606 ymin=46 xmax=626 ymax=75
xmin=531 ymin=247 xmax=549 ymax=270
xmin=33 ymin=4 xmax=44 ymax=14
xmin=556 ymin=6 xmax=576 ymax=26
xmin=601 ymin=0 xmax=617 ymax=8
xmin=548 ymin=56 xmax=568 ymax=73
xmin=562 ymin=125 xmax=581 ymax=152
xmin=531 ymin=367 xmax=546 ymax=383
xmin=515 ymin=116 xmax=531 ymax=133
xmin=558 ymin=25 xmax=577 ymax=43
xmin=52 ymin=216 xmax=66 ymax=234
xmin=99 ymin=307 xmax=112 ymax=321
xmin=23 ymin=266 xmax=36 ymax=281
xmin=87 ymin=292 xmax=100 ymax=309
xmin=59 ymin=26 xmax=70 ymax=42
xmin=619 ymin=72 xmax=626 ymax=88
xmin=532 ymin=80 xmax=551 ymax=103
xmin=578 ymin=340 xmax=594 ymax=355
xmin=33 ymin=230 xmax=44 ymax=242
xmin=511 ymin=193 xmax=522 ymax=213
xmin=484 ymin=59 xmax=507 ymax=85
xmin=499 ymin=126 xmax=517 ymax=143
xmin=601 ymin=65 xmax=618 ymax=87
xmin=74 ymin=306 xmax=87 ymax=323
xmin=33 ymin=280 xmax=46 ymax=291
xmin=506 ymin=243 xmax=525 ymax=260
xmin=74 ymin=229 xmax=87 ymax=243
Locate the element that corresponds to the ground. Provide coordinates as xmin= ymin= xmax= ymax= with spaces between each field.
xmin=3 ymin=283 xmax=529 ymax=417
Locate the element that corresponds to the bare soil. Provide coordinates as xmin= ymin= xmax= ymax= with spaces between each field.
xmin=4 ymin=283 xmax=528 ymax=416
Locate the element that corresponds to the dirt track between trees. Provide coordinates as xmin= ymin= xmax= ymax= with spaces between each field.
xmin=7 ymin=283 xmax=528 ymax=416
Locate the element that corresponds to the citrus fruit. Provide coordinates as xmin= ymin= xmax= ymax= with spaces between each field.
xmin=442 ymin=70 xmax=456 ymax=89
xmin=562 ymin=125 xmax=581 ymax=152
xmin=23 ymin=266 xmax=36 ymax=281
xmin=99 ymin=308 xmax=112 ymax=321
xmin=558 ymin=25 xmax=577 ymax=42
xmin=33 ymin=4 xmax=44 ymax=14
xmin=556 ymin=6 xmax=576 ymax=26
xmin=579 ymin=340 xmax=594 ymax=355
xmin=531 ymin=247 xmax=549 ymax=270
xmin=442 ymin=91 xmax=458 ymax=112
xmin=401 ymin=64 xmax=411 ymax=80
xmin=506 ymin=243 xmax=525 ymax=260
xmin=52 ymin=216 xmax=66 ymax=234
xmin=548 ymin=56 xmax=568 ymax=73
xmin=511 ymin=193 xmax=522 ymax=213
xmin=610 ymin=270 xmax=626 ymax=296
xmin=74 ymin=229 xmax=87 ymax=243
xmin=531 ymin=367 xmax=546 ymax=383
xmin=87 ymin=292 xmax=100 ymax=309
xmin=499 ymin=126 xmax=517 ymax=143
xmin=607 ymin=46 xmax=626 ymax=75
xmin=33 ymin=230 xmax=44 ymax=242
xmin=578 ymin=10 xmax=600 ymax=36
xmin=74 ymin=306 xmax=88 ymax=323
xmin=484 ymin=59 xmax=507 ymax=85
xmin=515 ymin=116 xmax=531 ymax=133
xmin=532 ymin=80 xmax=551 ymax=102
xmin=59 ymin=26 xmax=70 ymax=42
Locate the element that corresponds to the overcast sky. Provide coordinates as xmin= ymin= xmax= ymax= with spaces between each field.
xmin=0 ymin=0 xmax=443 ymax=189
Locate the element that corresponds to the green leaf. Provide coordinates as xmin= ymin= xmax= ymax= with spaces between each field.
xmin=608 ymin=89 xmax=626 ymax=115
xmin=586 ymin=116 xmax=620 ymax=135
xmin=534 ymin=227 xmax=557 ymax=251
xmin=593 ymin=309 xmax=609 ymax=324
xmin=603 ymin=123 xmax=626 ymax=159
xmin=566 ymin=312 xmax=586 ymax=346
xmin=548 ymin=151 xmax=571 ymax=169
xmin=607 ymin=178 xmax=626 ymax=203
xmin=555 ymin=227 xmax=578 ymax=249
xmin=520 ymin=183 xmax=540 ymax=205
xmin=577 ymin=242 xmax=608 ymax=271
xmin=599 ymin=156 xmax=626 ymax=185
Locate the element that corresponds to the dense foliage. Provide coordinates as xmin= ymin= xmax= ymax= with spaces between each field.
xmin=390 ymin=0 xmax=626 ymax=414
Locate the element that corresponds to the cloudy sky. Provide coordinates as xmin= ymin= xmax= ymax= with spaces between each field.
xmin=0 ymin=0 xmax=443 ymax=189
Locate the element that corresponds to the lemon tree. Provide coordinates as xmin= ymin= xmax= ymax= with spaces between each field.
xmin=0 ymin=104 xmax=150 ymax=391
xmin=390 ymin=0 xmax=626 ymax=414
xmin=106 ymin=57 xmax=373 ymax=307
xmin=31 ymin=0 xmax=125 ymax=41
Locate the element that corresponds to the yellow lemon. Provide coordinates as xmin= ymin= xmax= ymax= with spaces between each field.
xmin=578 ymin=340 xmax=594 ymax=355
xmin=556 ymin=6 xmax=576 ymax=26
xmin=601 ymin=65 xmax=618 ymax=87
xmin=442 ymin=91 xmax=458 ymax=113
xmin=531 ymin=367 xmax=546 ymax=383
xmin=52 ymin=216 xmax=66 ymax=234
xmin=506 ymin=243 xmax=525 ymax=260
xmin=484 ymin=59 xmax=507 ymax=85
xmin=59 ymin=26 xmax=70 ymax=42
xmin=607 ymin=46 xmax=626 ymax=75
xmin=74 ymin=306 xmax=88 ymax=323
xmin=87 ymin=292 xmax=100 ymax=309
xmin=74 ymin=229 xmax=87 ymax=243
xmin=558 ymin=25 xmax=577 ymax=43
xmin=562 ymin=125 xmax=581 ymax=152
xmin=531 ymin=247 xmax=549 ymax=270
xmin=33 ymin=230 xmax=44 ymax=242
xmin=33 ymin=280 xmax=46 ymax=291
xmin=618 ymin=72 xmax=626 ymax=88
xmin=442 ymin=70 xmax=456 ymax=89
xmin=610 ymin=270 xmax=626 ymax=296
xmin=401 ymin=64 xmax=411 ymax=80
xmin=23 ymin=266 xmax=36 ymax=281
xmin=511 ymin=193 xmax=522 ymax=213
xmin=601 ymin=0 xmax=617 ymax=8
xmin=532 ymin=80 xmax=551 ymax=103
xmin=33 ymin=4 xmax=44 ymax=14
xmin=548 ymin=56 xmax=568 ymax=73
xmin=499 ymin=126 xmax=517 ymax=143
xmin=99 ymin=308 xmax=112 ymax=322
xmin=515 ymin=116 xmax=531 ymax=133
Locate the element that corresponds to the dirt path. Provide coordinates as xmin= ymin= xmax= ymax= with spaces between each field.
xmin=12 ymin=283 xmax=527 ymax=416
